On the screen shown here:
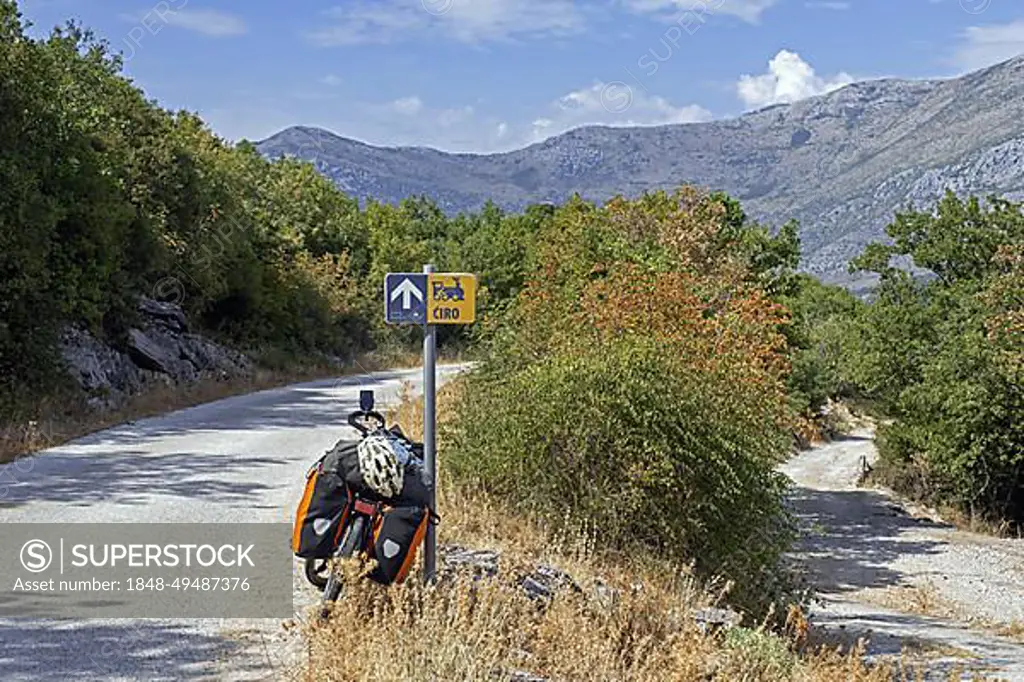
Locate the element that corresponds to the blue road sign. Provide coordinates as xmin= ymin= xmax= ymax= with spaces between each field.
xmin=384 ymin=273 xmax=428 ymax=324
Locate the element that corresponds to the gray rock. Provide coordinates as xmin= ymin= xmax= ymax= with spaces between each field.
xmin=518 ymin=563 xmax=582 ymax=602
xmin=692 ymin=607 xmax=742 ymax=635
xmin=438 ymin=545 xmax=582 ymax=603
xmin=518 ymin=576 xmax=553 ymax=601
xmin=138 ymin=297 xmax=188 ymax=332
xmin=59 ymin=326 xmax=144 ymax=408
xmin=126 ymin=325 xmax=247 ymax=384
xmin=178 ymin=333 xmax=250 ymax=375
xmin=126 ymin=328 xmax=181 ymax=378
xmin=59 ymin=298 xmax=252 ymax=412
xmin=439 ymin=545 xmax=500 ymax=579
xmin=60 ymin=327 xmax=122 ymax=393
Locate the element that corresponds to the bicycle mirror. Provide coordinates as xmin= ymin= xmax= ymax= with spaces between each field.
xmin=359 ymin=389 xmax=375 ymax=412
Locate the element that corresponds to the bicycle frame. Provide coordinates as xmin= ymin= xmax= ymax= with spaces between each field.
xmin=316 ymin=495 xmax=381 ymax=619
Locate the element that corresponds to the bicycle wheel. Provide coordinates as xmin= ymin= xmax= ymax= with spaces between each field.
xmin=338 ymin=515 xmax=366 ymax=558
xmin=304 ymin=558 xmax=330 ymax=590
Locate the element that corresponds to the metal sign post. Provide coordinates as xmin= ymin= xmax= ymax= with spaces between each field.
xmin=422 ymin=264 xmax=438 ymax=584
xmin=383 ymin=267 xmax=476 ymax=585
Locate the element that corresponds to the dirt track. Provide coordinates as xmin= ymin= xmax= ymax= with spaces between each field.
xmin=781 ymin=429 xmax=1024 ymax=680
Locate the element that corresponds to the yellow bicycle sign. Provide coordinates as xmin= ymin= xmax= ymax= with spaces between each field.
xmin=427 ymin=273 xmax=475 ymax=324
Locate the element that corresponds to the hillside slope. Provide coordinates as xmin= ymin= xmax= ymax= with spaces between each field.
xmin=256 ymin=57 xmax=1024 ymax=284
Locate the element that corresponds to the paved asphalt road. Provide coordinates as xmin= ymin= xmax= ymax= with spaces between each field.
xmin=0 ymin=365 xmax=467 ymax=681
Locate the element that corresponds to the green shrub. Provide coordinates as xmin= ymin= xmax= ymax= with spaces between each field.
xmin=719 ymin=627 xmax=796 ymax=680
xmin=444 ymin=337 xmax=796 ymax=615
xmin=774 ymin=274 xmax=865 ymax=418
xmin=850 ymin=192 xmax=1024 ymax=524
xmin=440 ymin=188 xmax=809 ymax=616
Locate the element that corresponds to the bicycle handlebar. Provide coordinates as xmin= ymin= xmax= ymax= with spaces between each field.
xmin=347 ymin=410 xmax=386 ymax=436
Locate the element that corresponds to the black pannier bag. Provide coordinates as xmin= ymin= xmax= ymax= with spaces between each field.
xmin=395 ymin=461 xmax=432 ymax=508
xmin=366 ymin=505 xmax=430 ymax=585
xmin=384 ymin=426 xmax=432 ymax=508
xmin=325 ymin=434 xmax=433 ymax=508
xmin=291 ymin=455 xmax=352 ymax=559
xmin=326 ymin=439 xmax=374 ymax=496
xmin=387 ymin=425 xmax=424 ymax=460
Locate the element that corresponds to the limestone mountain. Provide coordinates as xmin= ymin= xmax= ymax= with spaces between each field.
xmin=256 ymin=56 xmax=1024 ymax=285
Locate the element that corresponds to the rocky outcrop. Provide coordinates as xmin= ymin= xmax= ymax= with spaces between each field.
xmin=438 ymin=543 xmax=738 ymax=623
xmin=137 ymin=297 xmax=189 ymax=332
xmin=60 ymin=326 xmax=157 ymax=403
xmin=60 ymin=297 xmax=251 ymax=410
xmin=438 ymin=545 xmax=582 ymax=602
xmin=438 ymin=544 xmax=741 ymax=682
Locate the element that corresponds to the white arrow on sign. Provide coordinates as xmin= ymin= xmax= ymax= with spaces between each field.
xmin=390 ymin=278 xmax=424 ymax=310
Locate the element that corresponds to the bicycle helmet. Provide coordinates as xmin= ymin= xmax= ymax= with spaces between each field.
xmin=356 ymin=432 xmax=408 ymax=498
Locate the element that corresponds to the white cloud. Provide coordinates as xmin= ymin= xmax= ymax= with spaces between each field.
xmin=736 ymin=50 xmax=854 ymax=109
xmin=307 ymin=0 xmax=790 ymax=46
xmin=623 ymin=0 xmax=779 ymax=24
xmin=307 ymin=0 xmax=583 ymax=45
xmin=528 ymin=81 xmax=711 ymax=143
xmin=120 ymin=7 xmax=247 ymax=37
xmin=715 ymin=0 xmax=779 ymax=22
xmin=320 ymin=74 xmax=343 ymax=87
xmin=163 ymin=9 xmax=247 ymax=37
xmin=805 ymin=1 xmax=849 ymax=9
xmin=438 ymin=105 xmax=475 ymax=126
xmin=951 ymin=20 xmax=1024 ymax=72
xmin=392 ymin=96 xmax=424 ymax=115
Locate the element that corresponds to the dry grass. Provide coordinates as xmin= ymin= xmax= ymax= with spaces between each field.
xmin=928 ymin=505 xmax=1020 ymax=539
xmin=995 ymin=621 xmax=1024 ymax=644
xmin=293 ymin=382 xmax=933 ymax=682
xmin=299 ymin=524 xmax=902 ymax=682
xmin=859 ymin=581 xmax=962 ymax=621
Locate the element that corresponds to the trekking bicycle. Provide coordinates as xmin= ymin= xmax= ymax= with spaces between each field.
xmin=302 ymin=393 xmax=385 ymax=618
xmin=296 ymin=389 xmax=432 ymax=620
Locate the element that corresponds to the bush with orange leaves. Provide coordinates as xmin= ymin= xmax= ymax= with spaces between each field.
xmin=444 ymin=187 xmax=805 ymax=618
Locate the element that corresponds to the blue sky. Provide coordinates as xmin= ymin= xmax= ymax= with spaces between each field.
xmin=18 ymin=0 xmax=1024 ymax=152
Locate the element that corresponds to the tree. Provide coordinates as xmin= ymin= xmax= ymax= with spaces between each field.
xmin=849 ymin=192 xmax=1024 ymax=523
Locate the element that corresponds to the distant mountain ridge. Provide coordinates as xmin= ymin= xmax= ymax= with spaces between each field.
xmin=256 ymin=56 xmax=1024 ymax=285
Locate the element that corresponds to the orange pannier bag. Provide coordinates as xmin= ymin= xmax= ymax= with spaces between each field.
xmin=292 ymin=456 xmax=352 ymax=558
xmin=365 ymin=506 xmax=431 ymax=584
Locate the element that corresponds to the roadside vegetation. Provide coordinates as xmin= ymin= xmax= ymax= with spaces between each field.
xmin=4 ymin=0 xmax=1024 ymax=676
xmin=0 ymin=1 xmax=539 ymax=420
xmin=299 ymin=386 xmax=907 ymax=682
xmin=845 ymin=192 xmax=1024 ymax=528
xmin=443 ymin=189 xmax=807 ymax=618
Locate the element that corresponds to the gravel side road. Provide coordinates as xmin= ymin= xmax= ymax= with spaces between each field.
xmin=781 ymin=429 xmax=1024 ymax=680
xmin=0 ymin=365 xmax=467 ymax=681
